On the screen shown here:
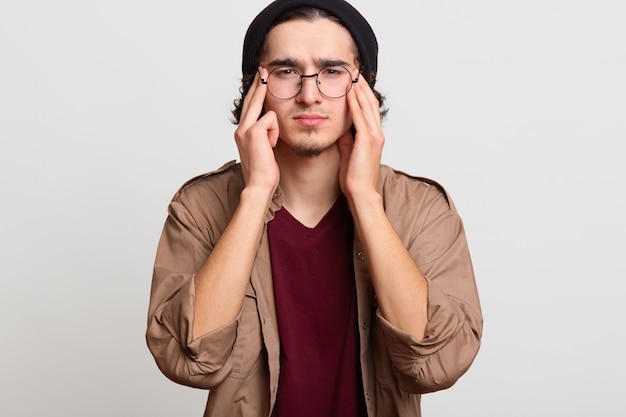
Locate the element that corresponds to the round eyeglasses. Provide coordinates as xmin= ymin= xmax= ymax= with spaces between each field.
xmin=260 ymin=65 xmax=359 ymax=100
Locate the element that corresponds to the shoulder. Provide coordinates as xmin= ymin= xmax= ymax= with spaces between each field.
xmin=378 ymin=164 xmax=463 ymax=238
xmin=168 ymin=161 xmax=245 ymax=222
xmin=173 ymin=160 xmax=244 ymax=202
xmin=378 ymin=164 xmax=451 ymax=209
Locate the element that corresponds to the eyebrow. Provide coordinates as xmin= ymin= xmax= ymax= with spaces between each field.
xmin=265 ymin=57 xmax=352 ymax=68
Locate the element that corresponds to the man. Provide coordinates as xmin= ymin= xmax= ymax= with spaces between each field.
xmin=146 ymin=0 xmax=482 ymax=416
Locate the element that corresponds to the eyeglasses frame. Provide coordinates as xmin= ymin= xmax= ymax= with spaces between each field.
xmin=258 ymin=65 xmax=360 ymax=100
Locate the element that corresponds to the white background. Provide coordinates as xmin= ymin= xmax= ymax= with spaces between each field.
xmin=1 ymin=0 xmax=624 ymax=416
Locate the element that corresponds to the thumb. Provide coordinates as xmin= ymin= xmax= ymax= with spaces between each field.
xmin=263 ymin=111 xmax=280 ymax=148
xmin=254 ymin=110 xmax=280 ymax=148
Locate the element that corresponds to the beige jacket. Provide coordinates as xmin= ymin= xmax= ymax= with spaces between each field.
xmin=146 ymin=161 xmax=482 ymax=417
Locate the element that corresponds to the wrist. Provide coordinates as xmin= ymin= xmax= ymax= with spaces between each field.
xmin=347 ymin=189 xmax=383 ymax=219
xmin=240 ymin=185 xmax=276 ymax=212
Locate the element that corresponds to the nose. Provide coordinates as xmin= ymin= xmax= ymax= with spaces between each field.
xmin=296 ymin=74 xmax=322 ymax=104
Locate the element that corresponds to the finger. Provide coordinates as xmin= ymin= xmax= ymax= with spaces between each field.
xmin=347 ymin=84 xmax=374 ymax=135
xmin=239 ymin=68 xmax=268 ymax=128
xmin=346 ymin=87 xmax=366 ymax=129
xmin=355 ymin=74 xmax=380 ymax=112
xmin=258 ymin=110 xmax=280 ymax=148
xmin=336 ymin=129 xmax=354 ymax=160
xmin=238 ymin=71 xmax=259 ymax=123
xmin=352 ymin=76 xmax=382 ymax=130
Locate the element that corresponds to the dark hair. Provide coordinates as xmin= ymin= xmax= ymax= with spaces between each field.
xmin=231 ymin=7 xmax=387 ymax=124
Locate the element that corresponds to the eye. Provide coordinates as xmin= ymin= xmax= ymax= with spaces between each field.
xmin=272 ymin=66 xmax=299 ymax=79
xmin=320 ymin=66 xmax=347 ymax=78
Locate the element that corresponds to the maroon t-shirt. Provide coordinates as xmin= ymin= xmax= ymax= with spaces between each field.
xmin=268 ymin=196 xmax=366 ymax=417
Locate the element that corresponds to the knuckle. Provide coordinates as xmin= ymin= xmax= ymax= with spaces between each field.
xmin=234 ymin=125 xmax=253 ymax=143
xmin=234 ymin=126 xmax=245 ymax=140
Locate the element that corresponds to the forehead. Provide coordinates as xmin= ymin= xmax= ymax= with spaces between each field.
xmin=261 ymin=18 xmax=358 ymax=66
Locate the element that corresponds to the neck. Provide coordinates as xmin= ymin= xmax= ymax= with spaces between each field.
xmin=274 ymin=140 xmax=342 ymax=228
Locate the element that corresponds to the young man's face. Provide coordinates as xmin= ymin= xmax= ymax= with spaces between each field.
xmin=259 ymin=18 xmax=359 ymax=157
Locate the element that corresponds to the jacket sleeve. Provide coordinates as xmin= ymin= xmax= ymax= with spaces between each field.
xmin=379 ymin=184 xmax=483 ymax=394
xmin=146 ymin=197 xmax=237 ymax=389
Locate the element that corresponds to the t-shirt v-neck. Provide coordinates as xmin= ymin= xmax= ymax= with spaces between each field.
xmin=274 ymin=196 xmax=347 ymax=234
xmin=267 ymin=195 xmax=365 ymax=416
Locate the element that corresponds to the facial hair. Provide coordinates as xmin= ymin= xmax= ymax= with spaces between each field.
xmin=290 ymin=127 xmax=336 ymax=157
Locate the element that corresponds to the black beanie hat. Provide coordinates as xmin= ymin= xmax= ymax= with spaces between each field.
xmin=242 ymin=0 xmax=378 ymax=80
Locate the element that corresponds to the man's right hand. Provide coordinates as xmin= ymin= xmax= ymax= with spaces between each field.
xmin=234 ymin=67 xmax=280 ymax=196
xmin=191 ymin=70 xmax=281 ymax=340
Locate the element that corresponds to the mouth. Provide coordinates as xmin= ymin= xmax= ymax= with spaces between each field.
xmin=293 ymin=114 xmax=326 ymax=127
